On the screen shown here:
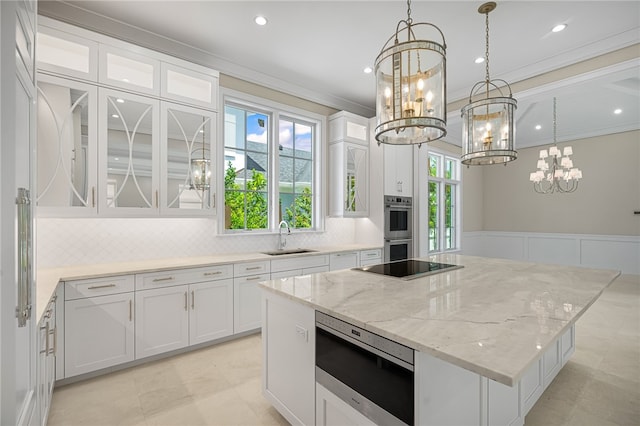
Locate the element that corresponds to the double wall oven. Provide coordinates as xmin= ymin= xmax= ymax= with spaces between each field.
xmin=384 ymin=195 xmax=413 ymax=262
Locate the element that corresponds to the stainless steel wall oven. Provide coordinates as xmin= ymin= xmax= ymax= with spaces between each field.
xmin=315 ymin=311 xmax=415 ymax=425
xmin=384 ymin=195 xmax=412 ymax=240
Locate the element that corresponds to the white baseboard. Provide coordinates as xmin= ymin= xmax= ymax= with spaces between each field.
xmin=461 ymin=231 xmax=639 ymax=275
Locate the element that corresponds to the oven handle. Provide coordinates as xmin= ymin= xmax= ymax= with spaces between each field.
xmin=384 ymin=238 xmax=413 ymax=244
xmin=385 ymin=205 xmax=412 ymax=210
xmin=316 ymin=322 xmax=414 ymax=372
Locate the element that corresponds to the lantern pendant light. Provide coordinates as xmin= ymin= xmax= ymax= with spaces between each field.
xmin=374 ymin=0 xmax=447 ymax=146
xmin=190 ymin=117 xmax=211 ymax=190
xmin=461 ymin=2 xmax=517 ymax=165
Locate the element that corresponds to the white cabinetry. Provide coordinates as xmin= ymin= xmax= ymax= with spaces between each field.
xmin=36 ymin=17 xmax=219 ymax=218
xmin=64 ymin=276 xmax=135 ymax=377
xmin=36 ymin=290 xmax=59 ymax=426
xmin=316 ymin=383 xmax=376 ymax=426
xmin=383 ymin=144 xmax=413 ymax=196
xmin=263 ymin=291 xmax=316 ymax=426
xmin=329 ymin=111 xmax=369 ymax=217
xmin=135 ymin=265 xmax=234 ymax=359
xmin=234 ymin=261 xmax=270 ymax=333
xmin=330 ymin=251 xmax=360 ymax=271
xmin=359 ymin=248 xmax=382 ymax=266
xmin=36 ymin=74 xmax=98 ymax=216
xmin=270 ymin=254 xmax=329 ymax=279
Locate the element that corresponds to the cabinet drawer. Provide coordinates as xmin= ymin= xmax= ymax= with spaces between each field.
xmin=234 ymin=260 xmax=270 ymax=277
xmin=65 ymin=275 xmax=134 ymax=300
xmin=135 ymin=264 xmax=233 ymax=290
xmin=271 ymin=254 xmax=329 ymax=273
xmin=360 ymin=249 xmax=382 ymax=261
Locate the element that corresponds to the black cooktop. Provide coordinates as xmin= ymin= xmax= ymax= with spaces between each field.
xmin=354 ymin=259 xmax=463 ymax=280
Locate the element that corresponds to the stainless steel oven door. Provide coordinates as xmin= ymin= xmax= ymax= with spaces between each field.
xmin=384 ymin=205 xmax=412 ymax=239
xmin=384 ymin=238 xmax=413 ymax=262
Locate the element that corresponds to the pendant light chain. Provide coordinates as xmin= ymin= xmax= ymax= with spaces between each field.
xmin=553 ymin=97 xmax=557 ymax=145
xmin=484 ymin=10 xmax=490 ymax=84
xmin=406 ymin=0 xmax=413 ymax=24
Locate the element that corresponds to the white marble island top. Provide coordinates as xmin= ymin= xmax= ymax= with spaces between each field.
xmin=259 ymin=254 xmax=620 ymax=386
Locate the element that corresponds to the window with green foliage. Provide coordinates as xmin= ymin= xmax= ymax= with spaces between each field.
xmin=278 ymin=118 xmax=314 ymax=228
xmin=223 ymin=97 xmax=319 ymax=232
xmin=427 ymin=152 xmax=460 ymax=252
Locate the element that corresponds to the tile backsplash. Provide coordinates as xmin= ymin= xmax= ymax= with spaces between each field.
xmin=37 ymin=217 xmax=359 ymax=268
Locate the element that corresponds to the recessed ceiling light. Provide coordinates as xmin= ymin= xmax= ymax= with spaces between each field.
xmin=114 ymin=157 xmax=119 ymax=161
xmin=474 ymin=57 xmax=484 ymax=64
xmin=111 ymin=114 xmax=119 ymax=118
xmin=535 ymin=125 xmax=542 ymax=130
xmin=116 ymin=98 xmax=125 ymax=103
xmin=122 ymin=78 xmax=130 ymax=83
xmin=254 ymin=16 xmax=267 ymax=26
xmin=614 ymin=108 xmax=623 ymax=114
xmin=552 ymin=24 xmax=567 ymax=33
xmin=363 ymin=67 xmax=372 ymax=74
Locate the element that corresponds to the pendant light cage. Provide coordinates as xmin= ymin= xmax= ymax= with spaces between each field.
xmin=461 ymin=2 xmax=517 ymax=165
xmin=190 ymin=117 xmax=212 ymax=190
xmin=374 ymin=0 xmax=447 ymax=146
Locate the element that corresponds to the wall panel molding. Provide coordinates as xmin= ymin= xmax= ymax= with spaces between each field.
xmin=462 ymin=231 xmax=639 ymax=275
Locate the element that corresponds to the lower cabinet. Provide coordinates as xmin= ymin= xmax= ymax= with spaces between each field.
xmin=36 ymin=290 xmax=60 ymax=426
xmin=263 ymin=291 xmax=316 ymax=426
xmin=329 ymin=251 xmax=359 ymax=271
xmin=135 ymin=279 xmax=234 ymax=359
xmin=316 ymin=383 xmax=376 ymax=426
xmin=359 ymin=248 xmax=382 ymax=266
xmin=234 ymin=274 xmax=269 ymax=333
xmin=64 ymin=292 xmax=135 ymax=377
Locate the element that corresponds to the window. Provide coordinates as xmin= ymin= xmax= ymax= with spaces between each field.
xmin=224 ymin=104 xmax=270 ymax=230
xmin=222 ymin=92 xmax=321 ymax=232
xmin=278 ymin=118 xmax=314 ymax=228
xmin=425 ymin=151 xmax=460 ymax=253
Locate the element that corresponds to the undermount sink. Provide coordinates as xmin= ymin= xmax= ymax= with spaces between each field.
xmin=262 ymin=248 xmax=317 ymax=256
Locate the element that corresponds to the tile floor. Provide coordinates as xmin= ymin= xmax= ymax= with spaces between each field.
xmin=49 ymin=274 xmax=639 ymax=426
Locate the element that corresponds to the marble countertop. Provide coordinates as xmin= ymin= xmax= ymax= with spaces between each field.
xmin=259 ymin=254 xmax=620 ymax=386
xmin=35 ymin=244 xmax=380 ymax=321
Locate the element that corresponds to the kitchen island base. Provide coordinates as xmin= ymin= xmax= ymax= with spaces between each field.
xmin=262 ymin=289 xmax=575 ymax=426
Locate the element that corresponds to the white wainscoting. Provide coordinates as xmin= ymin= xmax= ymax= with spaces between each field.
xmin=461 ymin=231 xmax=640 ymax=275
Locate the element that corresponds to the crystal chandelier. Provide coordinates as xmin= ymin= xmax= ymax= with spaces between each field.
xmin=461 ymin=2 xmax=517 ymax=165
xmin=190 ymin=117 xmax=211 ymax=190
xmin=374 ymin=0 xmax=447 ymax=146
xmin=529 ymin=97 xmax=582 ymax=193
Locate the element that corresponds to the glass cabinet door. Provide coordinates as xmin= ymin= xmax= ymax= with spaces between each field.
xmin=345 ymin=144 xmax=368 ymax=215
xmin=36 ymin=75 xmax=97 ymax=215
xmin=99 ymin=89 xmax=159 ymax=214
xmin=161 ymin=103 xmax=215 ymax=214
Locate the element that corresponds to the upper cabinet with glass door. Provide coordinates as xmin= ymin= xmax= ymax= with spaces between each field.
xmin=36 ymin=25 xmax=98 ymax=81
xmin=99 ymin=89 xmax=160 ymax=215
xmin=328 ymin=111 xmax=369 ymax=217
xmin=36 ymin=74 xmax=98 ymax=216
xmin=161 ymin=103 xmax=216 ymax=215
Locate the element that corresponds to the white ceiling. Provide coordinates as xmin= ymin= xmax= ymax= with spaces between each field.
xmin=39 ymin=1 xmax=640 ymax=149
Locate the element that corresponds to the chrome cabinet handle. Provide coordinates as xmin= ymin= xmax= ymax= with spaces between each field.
xmin=155 ymin=190 xmax=159 ymax=208
xmin=87 ymin=283 xmax=117 ymax=290
xmin=92 ymin=186 xmax=95 ymax=207
xmin=48 ymin=327 xmax=56 ymax=355
xmin=152 ymin=276 xmax=174 ymax=282
xmin=246 ymin=266 xmax=262 ymax=271
xmin=39 ymin=322 xmax=50 ymax=355
xmin=191 ymin=290 xmax=195 ymax=310
xmin=184 ymin=292 xmax=188 ymax=311
xmin=16 ymin=188 xmax=32 ymax=327
xmin=204 ymin=271 xmax=222 ymax=276
xmin=129 ymin=299 xmax=133 ymax=322
xmin=245 ymin=276 xmax=262 ymax=281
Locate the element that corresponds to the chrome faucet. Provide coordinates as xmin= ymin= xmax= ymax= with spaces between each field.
xmin=278 ymin=220 xmax=290 ymax=250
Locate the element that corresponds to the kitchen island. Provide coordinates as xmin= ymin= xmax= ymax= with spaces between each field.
xmin=259 ymin=254 xmax=620 ymax=426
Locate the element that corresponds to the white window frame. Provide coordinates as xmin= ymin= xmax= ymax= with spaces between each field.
xmin=416 ymin=146 xmax=462 ymax=255
xmin=218 ymin=88 xmax=325 ymax=235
